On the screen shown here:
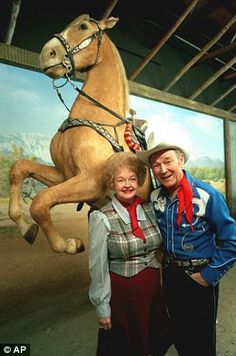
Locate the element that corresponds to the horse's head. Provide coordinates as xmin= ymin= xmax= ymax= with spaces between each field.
xmin=39 ymin=14 xmax=119 ymax=79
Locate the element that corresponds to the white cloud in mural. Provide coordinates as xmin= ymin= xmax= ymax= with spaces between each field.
xmin=1 ymin=63 xmax=224 ymax=162
xmin=7 ymin=88 xmax=40 ymax=102
xmin=130 ymin=95 xmax=224 ymax=161
xmin=191 ymin=113 xmax=223 ymax=139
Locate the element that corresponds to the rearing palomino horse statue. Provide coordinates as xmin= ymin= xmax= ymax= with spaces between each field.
xmin=8 ymin=14 xmax=150 ymax=254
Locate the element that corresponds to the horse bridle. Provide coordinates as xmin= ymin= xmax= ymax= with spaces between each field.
xmin=52 ymin=19 xmax=129 ymax=123
xmin=51 ymin=19 xmax=147 ymax=154
xmin=53 ymin=19 xmax=103 ymax=76
xmin=51 ymin=19 xmax=146 ymax=149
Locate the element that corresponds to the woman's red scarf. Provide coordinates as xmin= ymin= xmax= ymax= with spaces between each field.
xmin=119 ymin=196 xmax=145 ymax=240
xmin=177 ymin=174 xmax=194 ymax=231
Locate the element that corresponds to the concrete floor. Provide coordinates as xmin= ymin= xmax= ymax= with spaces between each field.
xmin=0 ymin=203 xmax=236 ymax=356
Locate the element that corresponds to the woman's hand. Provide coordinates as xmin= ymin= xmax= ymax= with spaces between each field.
xmin=98 ymin=317 xmax=112 ymax=330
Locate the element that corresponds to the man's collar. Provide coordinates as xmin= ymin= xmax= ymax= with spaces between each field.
xmin=151 ymin=170 xmax=201 ymax=200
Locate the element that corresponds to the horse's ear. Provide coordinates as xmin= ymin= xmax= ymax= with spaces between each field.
xmin=99 ymin=17 xmax=119 ymax=30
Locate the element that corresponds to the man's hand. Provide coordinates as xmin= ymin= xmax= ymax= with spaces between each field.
xmin=190 ymin=272 xmax=209 ymax=286
xmin=98 ymin=317 xmax=112 ymax=330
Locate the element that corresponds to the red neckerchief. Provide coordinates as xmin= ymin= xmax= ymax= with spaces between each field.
xmin=120 ymin=196 xmax=146 ymax=240
xmin=177 ymin=174 xmax=194 ymax=231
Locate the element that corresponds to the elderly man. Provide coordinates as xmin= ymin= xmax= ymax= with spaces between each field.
xmin=137 ymin=132 xmax=236 ymax=356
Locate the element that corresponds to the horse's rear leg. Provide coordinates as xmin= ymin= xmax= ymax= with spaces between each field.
xmin=8 ymin=159 xmax=65 ymax=243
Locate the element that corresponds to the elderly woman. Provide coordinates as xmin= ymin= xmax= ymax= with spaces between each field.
xmin=88 ymin=151 xmax=168 ymax=356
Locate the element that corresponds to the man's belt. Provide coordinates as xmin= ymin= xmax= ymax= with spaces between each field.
xmin=164 ymin=256 xmax=209 ymax=267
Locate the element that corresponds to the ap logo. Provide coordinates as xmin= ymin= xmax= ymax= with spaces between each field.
xmin=1 ymin=344 xmax=30 ymax=355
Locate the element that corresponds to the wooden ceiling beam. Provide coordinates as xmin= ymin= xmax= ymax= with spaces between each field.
xmin=198 ymin=41 xmax=236 ymax=64
xmin=4 ymin=0 xmax=22 ymax=45
xmin=211 ymin=83 xmax=236 ymax=106
xmin=101 ymin=0 xmax=119 ymax=19
xmin=2 ymin=42 xmax=236 ymax=123
xmin=129 ymin=80 xmax=236 ymax=122
xmin=228 ymin=103 xmax=236 ymax=112
xmin=223 ymin=119 xmax=233 ymax=212
xmin=182 ymin=0 xmax=226 ymax=28
xmin=224 ymin=71 xmax=236 ymax=80
xmin=128 ymin=0 xmax=200 ymax=81
xmin=164 ymin=15 xmax=236 ymax=91
xmin=190 ymin=56 xmax=236 ymax=100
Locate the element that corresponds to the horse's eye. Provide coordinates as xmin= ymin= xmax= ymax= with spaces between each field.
xmin=80 ymin=23 xmax=88 ymax=30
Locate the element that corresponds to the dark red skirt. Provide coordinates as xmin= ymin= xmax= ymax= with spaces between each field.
xmin=96 ymin=267 xmax=169 ymax=356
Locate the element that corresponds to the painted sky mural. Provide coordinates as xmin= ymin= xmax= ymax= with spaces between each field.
xmin=0 ymin=63 xmax=224 ymax=161
xmin=0 ymin=62 xmax=225 ymax=198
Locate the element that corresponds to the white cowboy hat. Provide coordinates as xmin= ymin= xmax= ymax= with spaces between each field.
xmin=137 ymin=130 xmax=190 ymax=166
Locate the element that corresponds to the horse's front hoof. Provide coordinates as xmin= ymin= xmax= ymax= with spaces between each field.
xmin=65 ymin=238 xmax=85 ymax=254
xmin=23 ymin=223 xmax=39 ymax=245
xmin=76 ymin=238 xmax=85 ymax=253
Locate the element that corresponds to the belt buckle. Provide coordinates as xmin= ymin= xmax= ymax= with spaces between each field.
xmin=191 ymin=258 xmax=208 ymax=266
xmin=181 ymin=260 xmax=191 ymax=267
xmin=187 ymin=260 xmax=195 ymax=273
xmin=187 ymin=259 xmax=209 ymax=274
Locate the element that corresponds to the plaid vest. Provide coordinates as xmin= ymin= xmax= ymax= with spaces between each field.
xmin=100 ymin=202 xmax=162 ymax=277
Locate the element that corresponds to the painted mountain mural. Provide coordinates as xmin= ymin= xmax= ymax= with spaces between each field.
xmin=0 ymin=133 xmax=52 ymax=164
xmin=0 ymin=132 xmax=225 ymax=197
xmin=0 ymin=132 xmax=224 ymax=167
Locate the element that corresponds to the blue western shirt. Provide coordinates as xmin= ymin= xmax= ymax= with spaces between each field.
xmin=150 ymin=170 xmax=236 ymax=286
